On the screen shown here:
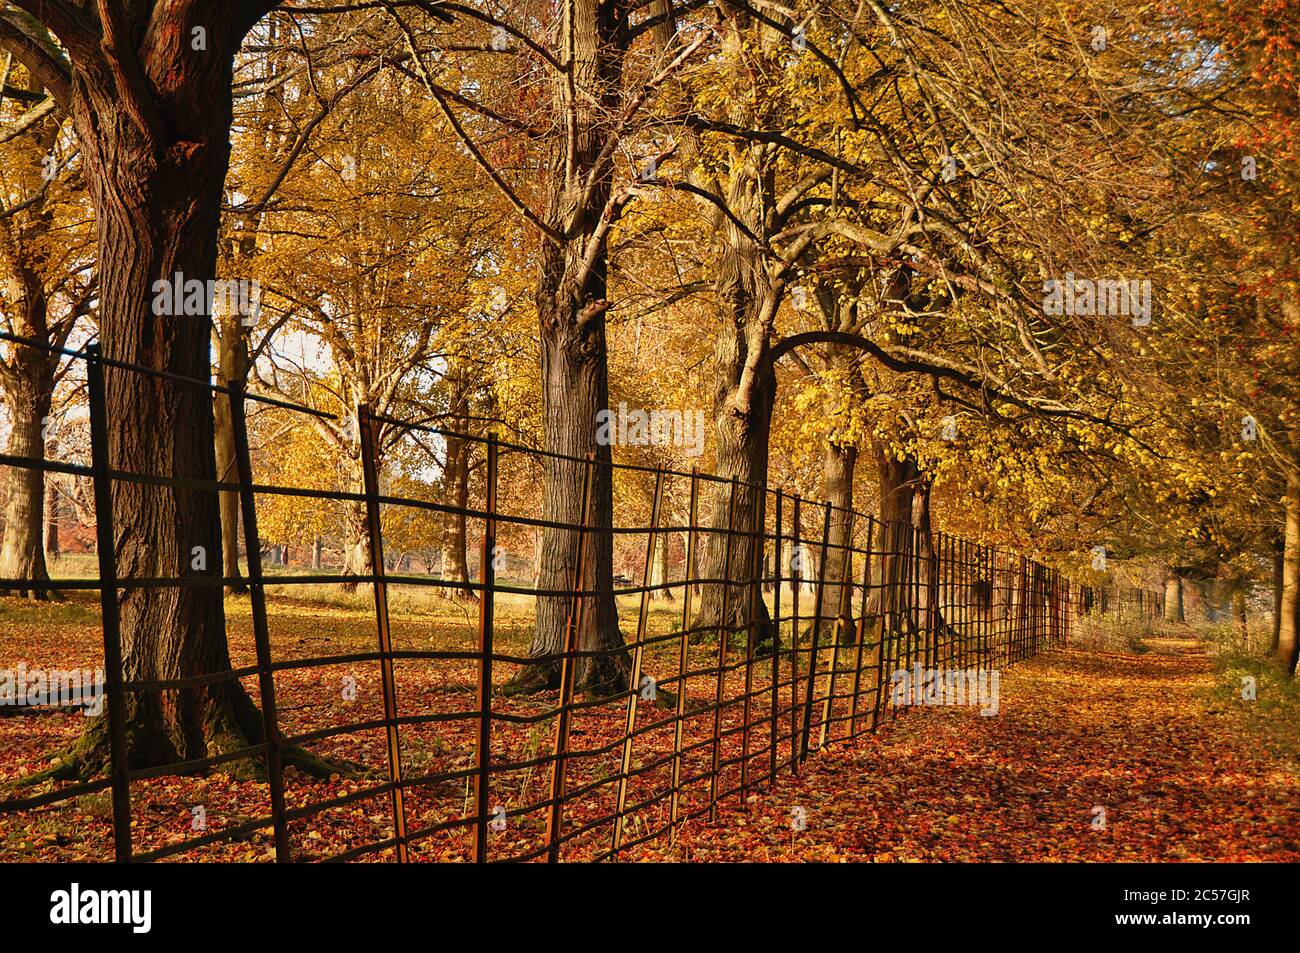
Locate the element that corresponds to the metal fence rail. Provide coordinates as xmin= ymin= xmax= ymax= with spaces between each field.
xmin=0 ymin=334 xmax=1163 ymax=862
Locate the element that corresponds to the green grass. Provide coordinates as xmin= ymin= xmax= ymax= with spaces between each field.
xmin=0 ymin=590 xmax=99 ymax=626
xmin=1209 ymin=640 xmax=1300 ymax=773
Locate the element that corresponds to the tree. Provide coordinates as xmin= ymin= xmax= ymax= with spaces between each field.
xmin=0 ymin=0 xmax=285 ymax=774
xmin=0 ymin=41 xmax=93 ymax=598
xmin=387 ymin=0 xmax=707 ymax=693
xmin=240 ymin=56 xmax=504 ymax=593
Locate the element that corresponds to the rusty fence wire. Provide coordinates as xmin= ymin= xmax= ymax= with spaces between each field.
xmin=0 ymin=333 xmax=1162 ymax=862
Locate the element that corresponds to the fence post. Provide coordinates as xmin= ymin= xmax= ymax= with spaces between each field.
xmin=1031 ymin=561 xmax=1039 ymax=655
xmin=818 ymin=509 xmax=854 ymax=751
xmin=974 ymin=541 xmax=983 ymax=665
xmin=883 ymin=520 xmax=904 ymax=722
xmin=904 ymin=522 xmax=918 ymax=713
xmin=903 ymin=524 xmax=917 ymax=676
xmin=228 ymin=383 xmax=291 ymax=862
xmin=1037 ymin=565 xmax=1045 ymax=654
xmin=1064 ymin=578 xmax=1072 ymax=642
xmin=1046 ymin=569 xmax=1054 ymax=645
xmin=471 ymin=434 xmax=497 ymax=863
xmin=611 ymin=467 xmax=664 ymax=858
xmin=669 ymin=467 xmax=699 ymax=828
xmin=357 ymin=403 xmax=408 ymax=862
xmin=708 ymin=478 xmax=740 ymax=823
xmin=769 ymin=489 xmax=783 ymax=784
xmin=958 ymin=536 xmax=967 ymax=668
xmin=1013 ymin=556 xmax=1024 ymax=660
xmin=85 ymin=342 xmax=132 ymax=863
xmin=924 ymin=526 xmax=938 ymax=671
xmin=1007 ymin=555 xmax=1015 ymax=663
xmin=939 ymin=533 xmax=950 ymax=668
xmin=1034 ymin=561 xmax=1045 ymax=650
xmin=1002 ymin=551 xmax=1011 ymax=665
xmin=789 ymin=494 xmax=802 ymax=774
xmin=870 ymin=520 xmax=896 ymax=728
xmin=1026 ymin=557 xmax=1035 ymax=658
xmin=1054 ymin=570 xmax=1062 ymax=645
xmin=544 ymin=453 xmax=595 ymax=863
xmin=740 ymin=481 xmax=764 ymax=806
xmin=958 ymin=537 xmax=968 ymax=668
xmin=799 ymin=502 xmax=833 ymax=762
xmin=983 ymin=547 xmax=992 ymax=669
xmin=848 ymin=514 xmax=873 ymax=739
xmin=1015 ymin=555 xmax=1026 ymax=663
xmin=988 ymin=549 xmax=998 ymax=665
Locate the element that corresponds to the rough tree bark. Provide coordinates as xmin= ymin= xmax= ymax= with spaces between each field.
xmin=0 ymin=351 xmax=53 ymax=597
xmin=505 ymin=0 xmax=629 ymax=695
xmin=340 ymin=492 xmax=370 ymax=590
xmin=437 ymin=370 xmax=476 ymax=601
xmin=868 ymin=441 xmax=920 ymax=622
xmin=1271 ymin=535 xmax=1284 ymax=655
xmin=691 ymin=243 xmax=777 ymax=651
xmin=0 ymin=93 xmax=65 ymax=600
xmin=1 ymin=0 xmax=290 ymax=776
xmin=45 ymin=477 xmax=60 ymax=560
xmin=333 ymin=407 xmax=374 ymax=593
xmin=815 ymin=439 xmax=858 ymax=638
xmin=437 ymin=433 xmax=475 ymax=600
xmin=213 ymin=309 xmax=249 ymax=594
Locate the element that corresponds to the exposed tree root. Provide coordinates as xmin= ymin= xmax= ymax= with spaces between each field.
xmin=499 ymin=654 xmax=630 ymax=699
xmin=15 ymin=694 xmax=356 ymax=788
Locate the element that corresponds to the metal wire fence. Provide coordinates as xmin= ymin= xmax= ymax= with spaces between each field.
xmin=0 ymin=333 xmax=1162 ymax=861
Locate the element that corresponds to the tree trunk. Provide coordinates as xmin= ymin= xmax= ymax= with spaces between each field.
xmin=55 ymin=25 xmax=270 ymax=774
xmin=650 ymin=530 xmax=674 ymax=601
xmin=45 ymin=478 xmax=60 ymax=561
xmin=505 ymin=0 xmax=630 ymax=696
xmin=692 ymin=259 xmax=776 ymax=651
xmin=0 ymin=368 xmax=53 ymax=598
xmin=1163 ymin=573 xmax=1184 ymax=623
xmin=312 ymin=536 xmax=323 ymax=570
xmin=1231 ymin=583 xmax=1248 ymax=642
xmin=213 ymin=312 xmax=248 ymax=594
xmin=867 ymin=442 xmax=919 ymax=623
xmin=688 ymin=529 xmax=700 ymax=595
xmin=913 ymin=477 xmax=943 ymax=660
xmin=514 ymin=296 xmax=626 ymax=693
xmin=337 ymin=410 xmax=376 ymax=592
xmin=814 ymin=439 xmax=857 ymax=639
xmin=0 ymin=90 xmax=60 ymax=601
xmin=340 ymin=492 xmax=370 ymax=591
xmin=437 ymin=429 xmax=476 ymax=601
xmin=512 ymin=302 xmax=626 ymax=692
xmin=1276 ymin=463 xmax=1300 ymax=675
xmin=1272 ymin=536 xmax=1284 ymax=655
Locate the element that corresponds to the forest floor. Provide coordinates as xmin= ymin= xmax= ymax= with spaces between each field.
xmin=665 ymin=633 xmax=1299 ymax=861
xmin=1 ymin=586 xmax=1295 ymax=861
